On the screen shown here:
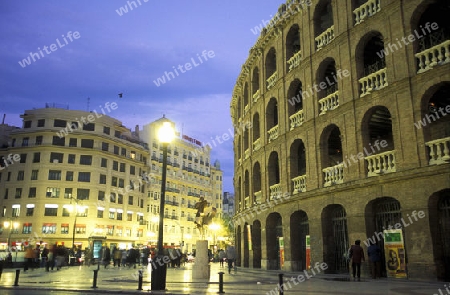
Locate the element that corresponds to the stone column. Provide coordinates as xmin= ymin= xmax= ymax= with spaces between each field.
xmin=192 ymin=240 xmax=210 ymax=279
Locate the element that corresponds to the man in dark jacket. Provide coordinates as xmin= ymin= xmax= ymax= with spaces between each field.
xmin=349 ymin=240 xmax=365 ymax=281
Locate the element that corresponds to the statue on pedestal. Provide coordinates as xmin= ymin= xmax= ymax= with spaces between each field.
xmin=194 ymin=197 xmax=217 ymax=235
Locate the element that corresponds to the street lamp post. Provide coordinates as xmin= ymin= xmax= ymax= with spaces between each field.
xmin=151 ymin=120 xmax=175 ymax=291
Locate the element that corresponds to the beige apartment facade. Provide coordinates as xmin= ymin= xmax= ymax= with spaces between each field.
xmin=231 ymin=0 xmax=450 ymax=281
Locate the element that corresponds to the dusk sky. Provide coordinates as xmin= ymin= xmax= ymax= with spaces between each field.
xmin=0 ymin=0 xmax=284 ymax=193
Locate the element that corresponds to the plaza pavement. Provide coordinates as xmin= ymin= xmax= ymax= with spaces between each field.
xmin=0 ymin=262 xmax=447 ymax=294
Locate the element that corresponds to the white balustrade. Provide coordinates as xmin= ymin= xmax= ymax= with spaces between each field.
xmin=254 ymin=190 xmax=262 ymax=204
xmin=238 ymin=158 xmax=242 ymax=166
xmin=315 ymin=26 xmax=335 ymax=51
xmin=365 ymin=150 xmax=396 ymax=177
xmin=415 ymin=40 xmax=450 ymax=74
xmin=359 ymin=68 xmax=388 ymax=97
xmin=269 ymin=183 xmax=282 ymax=200
xmin=266 ymin=72 xmax=278 ymax=90
xmin=289 ymin=109 xmax=305 ymax=130
xmin=267 ymin=125 xmax=279 ymax=143
xmin=244 ymin=148 xmax=250 ymax=160
xmin=318 ymin=91 xmax=339 ymax=115
xmin=323 ymin=163 xmax=344 ymax=187
xmin=244 ymin=104 xmax=249 ymax=115
xmin=244 ymin=196 xmax=250 ymax=209
xmin=287 ymin=50 xmax=302 ymax=72
xmin=354 ymin=0 xmax=381 ymax=25
xmin=292 ymin=174 xmax=307 ymax=193
xmin=253 ymin=138 xmax=261 ymax=152
xmin=252 ymin=89 xmax=260 ymax=103
xmin=426 ymin=137 xmax=450 ymax=165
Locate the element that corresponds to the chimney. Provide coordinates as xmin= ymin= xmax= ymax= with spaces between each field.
xmin=1 ymin=114 xmax=5 ymax=124
xmin=135 ymin=125 xmax=139 ymax=138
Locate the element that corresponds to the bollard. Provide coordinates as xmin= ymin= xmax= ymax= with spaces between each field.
xmin=14 ymin=269 xmax=20 ymax=286
xmin=92 ymin=269 xmax=98 ymax=288
xmin=137 ymin=270 xmax=143 ymax=290
xmin=278 ymin=273 xmax=284 ymax=295
xmin=218 ymin=272 xmax=225 ymax=293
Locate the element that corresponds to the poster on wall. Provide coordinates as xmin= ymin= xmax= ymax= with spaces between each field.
xmin=247 ymin=224 xmax=252 ymax=251
xmin=279 ymin=237 xmax=285 ymax=268
xmin=305 ymin=235 xmax=311 ymax=270
xmin=383 ymin=229 xmax=407 ymax=278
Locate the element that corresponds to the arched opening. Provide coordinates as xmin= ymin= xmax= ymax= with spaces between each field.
xmin=243 ymin=83 xmax=249 ymax=109
xmin=236 ymin=136 xmax=242 ymax=162
xmin=429 ymin=189 xmax=450 ymax=281
xmin=265 ymin=48 xmax=277 ymax=89
xmin=317 ymin=59 xmax=338 ymax=114
xmin=286 ymin=24 xmax=301 ymax=71
xmin=252 ymin=113 xmax=260 ymax=143
xmin=268 ymin=150 xmax=280 ymax=188
xmin=266 ymin=98 xmax=279 ymax=142
xmin=252 ymin=220 xmax=262 ymax=268
xmin=321 ymin=125 xmax=343 ymax=186
xmin=287 ymin=79 xmax=304 ymax=129
xmin=314 ymin=0 xmax=334 ymax=50
xmin=362 ymin=106 xmax=395 ymax=175
xmin=290 ymin=210 xmax=309 ymax=271
xmin=266 ymin=213 xmax=283 ymax=270
xmin=237 ymin=97 xmax=242 ymax=119
xmin=244 ymin=170 xmax=250 ymax=209
xmin=243 ymin=128 xmax=249 ymax=156
xmin=252 ymin=67 xmax=260 ymax=99
xmin=322 ymin=204 xmax=349 ymax=273
xmin=364 ymin=197 xmax=403 ymax=278
xmin=236 ymin=225 xmax=242 ymax=267
xmin=253 ymin=162 xmax=262 ymax=204
xmin=413 ymin=0 xmax=450 ymax=73
xmin=236 ymin=176 xmax=242 ymax=213
xmin=290 ymin=139 xmax=307 ymax=193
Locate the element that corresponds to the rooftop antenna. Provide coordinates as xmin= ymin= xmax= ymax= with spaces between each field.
xmin=86 ymin=97 xmax=91 ymax=112
xmin=2 ymin=114 xmax=5 ymax=124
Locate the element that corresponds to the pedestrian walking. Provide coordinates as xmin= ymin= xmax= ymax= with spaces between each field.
xmin=367 ymin=241 xmax=382 ymax=279
xmin=113 ymin=247 xmax=122 ymax=267
xmin=103 ymin=246 xmax=111 ymax=268
xmin=218 ymin=249 xmax=225 ymax=267
xmin=24 ymin=245 xmax=34 ymax=272
xmin=225 ymin=244 xmax=236 ymax=274
xmin=349 ymin=240 xmax=365 ymax=281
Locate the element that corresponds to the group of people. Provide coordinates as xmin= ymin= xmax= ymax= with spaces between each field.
xmin=348 ymin=240 xmax=382 ymax=281
xmin=23 ymin=243 xmax=73 ymax=272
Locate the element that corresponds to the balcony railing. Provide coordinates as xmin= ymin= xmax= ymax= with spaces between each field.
xmin=252 ymin=89 xmax=260 ymax=103
xmin=318 ymin=91 xmax=339 ymax=115
xmin=287 ymin=50 xmax=302 ymax=72
xmin=268 ymin=125 xmax=279 ymax=143
xmin=289 ymin=109 xmax=305 ymax=130
xmin=253 ymin=138 xmax=261 ymax=152
xmin=415 ymin=40 xmax=450 ymax=74
xmin=266 ymin=72 xmax=278 ymax=90
xmin=244 ymin=196 xmax=250 ymax=209
xmin=359 ymin=68 xmax=388 ymax=97
xmin=365 ymin=150 xmax=396 ymax=177
xmin=269 ymin=183 xmax=282 ymax=200
xmin=315 ymin=25 xmax=335 ymax=51
xmin=254 ymin=190 xmax=262 ymax=204
xmin=244 ymin=148 xmax=250 ymax=160
xmin=426 ymin=137 xmax=450 ymax=165
xmin=354 ymin=0 xmax=381 ymax=25
xmin=292 ymin=174 xmax=307 ymax=193
xmin=323 ymin=163 xmax=344 ymax=187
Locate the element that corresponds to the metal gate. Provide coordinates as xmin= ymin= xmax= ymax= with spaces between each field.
xmin=439 ymin=194 xmax=450 ymax=281
xmin=332 ymin=207 xmax=349 ymax=273
xmin=374 ymin=199 xmax=402 ymax=277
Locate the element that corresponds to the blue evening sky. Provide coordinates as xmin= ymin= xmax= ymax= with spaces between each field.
xmin=0 ymin=0 xmax=284 ymax=193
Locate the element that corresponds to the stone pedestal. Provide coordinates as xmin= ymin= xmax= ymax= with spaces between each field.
xmin=192 ymin=240 xmax=210 ymax=279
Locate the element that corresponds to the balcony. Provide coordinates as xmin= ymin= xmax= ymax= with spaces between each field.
xmin=244 ymin=104 xmax=250 ymax=115
xmin=289 ymin=110 xmax=305 ymax=130
xmin=252 ymin=89 xmax=260 ymax=103
xmin=365 ymin=150 xmax=396 ymax=177
xmin=319 ymin=91 xmax=339 ymax=115
xmin=254 ymin=190 xmax=262 ymax=204
xmin=354 ymin=0 xmax=381 ymax=25
xmin=269 ymin=183 xmax=282 ymax=200
xmin=266 ymin=72 xmax=278 ymax=90
xmin=253 ymin=138 xmax=261 ymax=152
xmin=426 ymin=137 xmax=450 ymax=165
xmin=415 ymin=40 xmax=450 ymax=74
xmin=244 ymin=148 xmax=250 ymax=160
xmin=287 ymin=50 xmax=302 ymax=72
xmin=244 ymin=196 xmax=250 ymax=209
xmin=315 ymin=25 xmax=335 ymax=51
xmin=238 ymin=158 xmax=242 ymax=166
xmin=292 ymin=174 xmax=307 ymax=193
xmin=187 ymin=217 xmax=195 ymax=221
xmin=323 ymin=163 xmax=344 ymax=187
xmin=359 ymin=68 xmax=388 ymax=97
xmin=267 ymin=125 xmax=279 ymax=143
